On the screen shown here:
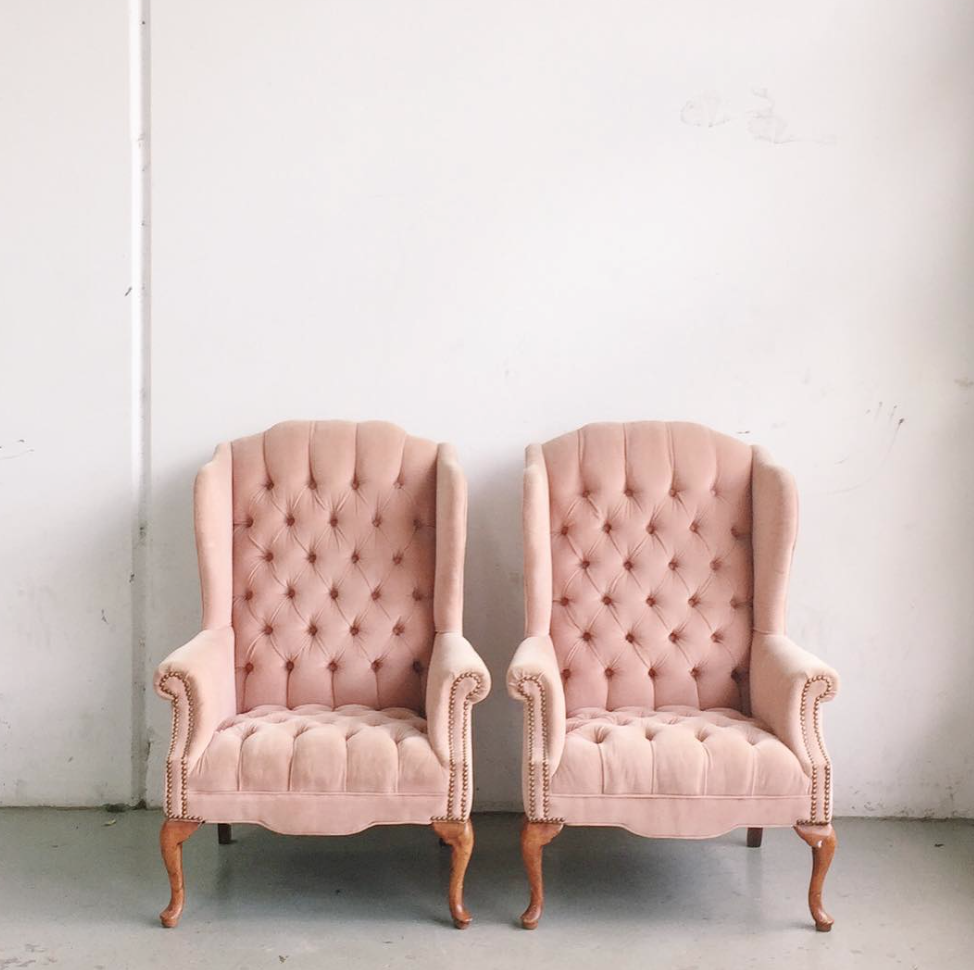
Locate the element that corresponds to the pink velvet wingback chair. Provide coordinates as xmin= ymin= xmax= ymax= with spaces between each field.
xmin=154 ymin=421 xmax=490 ymax=928
xmin=507 ymin=422 xmax=839 ymax=930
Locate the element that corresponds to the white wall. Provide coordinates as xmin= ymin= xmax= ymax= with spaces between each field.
xmin=0 ymin=0 xmax=134 ymax=804
xmin=3 ymin=1 xmax=974 ymax=817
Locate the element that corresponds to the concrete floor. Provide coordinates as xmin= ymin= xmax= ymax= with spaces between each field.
xmin=0 ymin=811 xmax=971 ymax=969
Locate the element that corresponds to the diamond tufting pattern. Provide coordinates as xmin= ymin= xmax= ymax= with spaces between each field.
xmin=544 ymin=422 xmax=754 ymax=713
xmin=231 ymin=421 xmax=437 ymax=713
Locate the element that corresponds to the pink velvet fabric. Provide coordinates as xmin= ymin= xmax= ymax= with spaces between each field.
xmin=155 ymin=421 xmax=489 ymax=832
xmin=508 ymin=422 xmax=839 ymax=837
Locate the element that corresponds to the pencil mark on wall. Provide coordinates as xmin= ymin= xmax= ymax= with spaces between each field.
xmin=0 ymin=439 xmax=33 ymax=461
xmin=830 ymin=401 xmax=905 ymax=493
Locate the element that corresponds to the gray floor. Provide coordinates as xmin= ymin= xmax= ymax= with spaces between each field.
xmin=0 ymin=810 xmax=971 ymax=970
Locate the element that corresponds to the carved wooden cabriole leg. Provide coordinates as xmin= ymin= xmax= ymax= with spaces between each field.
xmin=794 ymin=823 xmax=837 ymax=931
xmin=160 ymin=819 xmax=201 ymax=928
xmin=431 ymin=819 xmax=475 ymax=929
xmin=520 ymin=818 xmax=563 ymax=929
xmin=747 ymin=827 xmax=763 ymax=848
xmin=217 ymin=823 xmax=232 ymax=845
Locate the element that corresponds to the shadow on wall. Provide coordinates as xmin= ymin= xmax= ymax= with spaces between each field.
xmin=463 ymin=450 xmax=527 ymax=811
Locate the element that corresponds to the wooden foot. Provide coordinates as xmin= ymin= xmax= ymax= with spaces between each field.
xmin=520 ymin=818 xmax=563 ymax=929
xmin=794 ymin=823 xmax=837 ymax=931
xmin=217 ymin=823 xmax=232 ymax=845
xmin=159 ymin=819 xmax=201 ymax=928
xmin=747 ymin=827 xmax=763 ymax=848
xmin=431 ymin=820 xmax=474 ymax=929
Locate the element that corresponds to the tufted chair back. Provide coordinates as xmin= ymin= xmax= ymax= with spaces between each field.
xmin=524 ymin=422 xmax=793 ymax=714
xmin=194 ymin=421 xmax=465 ymax=714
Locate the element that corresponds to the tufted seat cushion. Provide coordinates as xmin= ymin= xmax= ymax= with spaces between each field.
xmin=189 ymin=705 xmax=447 ymax=795
xmin=545 ymin=703 xmax=812 ymax=837
xmin=553 ymin=706 xmax=808 ymax=797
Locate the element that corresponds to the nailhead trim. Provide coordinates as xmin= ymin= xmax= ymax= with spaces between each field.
xmin=434 ymin=670 xmax=486 ymax=822
xmin=158 ymin=670 xmax=202 ymax=822
xmin=797 ymin=674 xmax=835 ymax=825
xmin=512 ymin=674 xmax=563 ymax=824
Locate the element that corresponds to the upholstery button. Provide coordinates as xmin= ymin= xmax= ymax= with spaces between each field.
xmin=562 ymin=669 xmax=571 ymax=680
xmin=603 ymin=522 xmax=612 ymax=533
xmin=286 ymin=587 xmax=295 ymax=598
xmin=560 ymin=597 xmax=570 ymax=606
xmin=688 ymin=595 xmax=699 ymax=607
xmin=560 ymin=524 xmax=569 ymax=535
xmin=648 ymin=668 xmax=656 ymax=678
xmin=285 ymin=660 xmax=294 ymax=672
xmin=350 ymin=625 xmax=359 ymax=636
xmin=308 ymin=479 xmax=317 ymax=490
xmin=328 ymin=660 xmax=338 ymax=672
xmin=245 ymin=662 xmax=254 ymax=673
xmin=307 ymin=552 xmax=317 ymax=563
xmin=351 ymin=479 xmax=360 ymax=490
xmin=730 ymin=526 xmax=739 ymax=538
xmin=602 ymin=595 xmax=612 ymax=605
xmin=286 ymin=515 xmax=295 ymax=526
xmin=710 ymin=559 xmax=720 ymax=571
xmin=330 ymin=515 xmax=338 ymax=527
xmin=351 ymin=552 xmax=360 ymax=563
xmin=580 ymin=560 xmax=590 ymax=570
xmin=371 ymin=660 xmax=382 ymax=671
xmin=730 ymin=598 xmax=738 ymax=609
xmin=582 ymin=489 xmax=590 ymax=498
xmin=265 ymin=481 xmax=274 ymax=490
xmin=689 ymin=521 xmax=699 ymax=533
xmin=668 ymin=631 xmax=679 ymax=642
xmin=246 ymin=517 xmax=254 ymax=528
xmin=395 ymin=476 xmax=404 ymax=489
xmin=668 ymin=560 xmax=678 ymax=570
xmin=412 ymin=660 xmax=423 ymax=674
xmin=711 ymin=485 xmax=718 ymax=496
xmin=329 ymin=587 xmax=339 ymax=600
xmin=412 ymin=590 xmax=422 ymax=601
xmin=371 ymin=588 xmax=381 ymax=600
xmin=581 ymin=631 xmax=592 ymax=642
xmin=730 ymin=669 xmax=740 ymax=680
xmin=646 ymin=523 xmax=656 ymax=535
xmin=392 ymin=553 xmax=403 ymax=565
xmin=393 ymin=623 xmax=404 ymax=635
xmin=624 ymin=487 xmax=634 ymax=497
xmin=372 ymin=515 xmax=382 ymax=527
xmin=646 ymin=595 xmax=656 ymax=606
xmin=244 ymin=590 xmax=253 ymax=601
xmin=263 ymin=624 xmax=273 ymax=635
xmin=690 ymin=667 xmax=700 ymax=678
xmin=264 ymin=552 xmax=274 ymax=562
xmin=669 ymin=486 xmax=677 ymax=497
xmin=711 ymin=631 xmax=723 ymax=642
xmin=625 ymin=632 xmax=635 ymax=643
xmin=605 ymin=668 xmax=615 ymax=678
xmin=623 ymin=560 xmax=633 ymax=571
xmin=413 ymin=518 xmax=422 ymax=529
xmin=308 ymin=624 xmax=317 ymax=636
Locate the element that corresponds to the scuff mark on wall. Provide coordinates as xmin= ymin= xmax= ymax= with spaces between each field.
xmin=680 ymin=91 xmax=731 ymax=128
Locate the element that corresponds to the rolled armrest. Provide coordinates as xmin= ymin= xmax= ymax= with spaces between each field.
xmin=750 ymin=632 xmax=839 ymax=823
xmin=507 ymin=636 xmax=566 ymax=819
xmin=425 ymin=632 xmax=490 ymax=820
xmin=154 ymin=627 xmax=235 ymax=818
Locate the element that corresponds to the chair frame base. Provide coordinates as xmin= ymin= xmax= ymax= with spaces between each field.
xmin=159 ymin=817 xmax=476 ymax=929
xmin=518 ymin=819 xmax=837 ymax=931
xmin=159 ymin=819 xmax=201 ymax=928
xmin=519 ymin=818 xmax=564 ymax=929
